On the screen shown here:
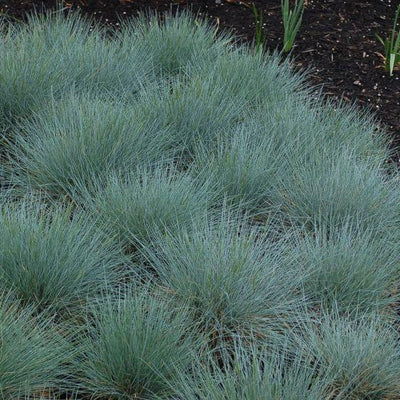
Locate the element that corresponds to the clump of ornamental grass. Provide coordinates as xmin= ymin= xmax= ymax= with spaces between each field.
xmin=7 ymin=92 xmax=173 ymax=200
xmin=75 ymin=287 xmax=197 ymax=400
xmin=0 ymin=10 xmax=152 ymax=129
xmin=82 ymin=165 xmax=211 ymax=252
xmin=0 ymin=195 xmax=125 ymax=318
xmin=0 ymin=16 xmax=64 ymax=128
xmin=44 ymin=13 xmax=153 ymax=98
xmin=296 ymin=312 xmax=400 ymax=399
xmin=292 ymin=222 xmax=400 ymax=316
xmin=133 ymin=73 xmax=246 ymax=159
xmin=118 ymin=10 xmax=234 ymax=77
xmin=144 ymin=210 xmax=307 ymax=347
xmin=171 ymin=340 xmax=329 ymax=400
xmin=192 ymin=122 xmax=290 ymax=216
xmin=247 ymin=93 xmax=390 ymax=170
xmin=185 ymin=45 xmax=309 ymax=112
xmin=274 ymin=148 xmax=400 ymax=233
xmin=313 ymin=99 xmax=392 ymax=167
xmin=0 ymin=293 xmax=73 ymax=399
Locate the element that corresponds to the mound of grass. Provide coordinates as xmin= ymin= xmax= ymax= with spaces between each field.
xmin=173 ymin=342 xmax=329 ymax=400
xmin=118 ymin=11 xmax=234 ymax=77
xmin=145 ymin=211 xmax=307 ymax=346
xmin=0 ymin=11 xmax=151 ymax=128
xmin=8 ymin=92 xmax=173 ymax=200
xmin=0 ymin=196 xmax=125 ymax=317
xmin=75 ymin=287 xmax=197 ymax=400
xmin=192 ymin=122 xmax=289 ymax=215
xmin=0 ymin=294 xmax=72 ymax=398
xmin=293 ymin=222 xmax=400 ymax=316
xmin=274 ymin=149 xmax=399 ymax=232
xmin=186 ymin=45 xmax=308 ymax=109
xmin=82 ymin=166 xmax=211 ymax=251
xmin=133 ymin=74 xmax=245 ymax=159
xmin=296 ymin=313 xmax=400 ymax=399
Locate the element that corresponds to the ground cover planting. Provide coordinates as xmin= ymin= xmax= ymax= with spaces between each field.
xmin=3 ymin=1 xmax=399 ymax=157
xmin=1 ymin=6 xmax=400 ymax=400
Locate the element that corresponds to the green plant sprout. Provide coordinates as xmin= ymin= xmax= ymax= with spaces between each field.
xmin=376 ymin=4 xmax=400 ymax=76
xmin=281 ymin=0 xmax=305 ymax=52
xmin=252 ymin=3 xmax=266 ymax=52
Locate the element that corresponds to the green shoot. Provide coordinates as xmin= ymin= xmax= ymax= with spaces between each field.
xmin=281 ymin=0 xmax=305 ymax=52
xmin=252 ymin=4 xmax=266 ymax=52
xmin=375 ymin=4 xmax=400 ymax=76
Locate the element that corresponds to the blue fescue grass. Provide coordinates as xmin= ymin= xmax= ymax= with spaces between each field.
xmin=171 ymin=341 xmax=329 ymax=400
xmin=0 ymin=13 xmax=66 ymax=126
xmin=75 ymin=287 xmax=198 ymax=400
xmin=292 ymin=222 xmax=400 ymax=316
xmin=117 ymin=10 xmax=235 ymax=77
xmin=296 ymin=312 xmax=400 ymax=399
xmin=274 ymin=148 xmax=400 ymax=232
xmin=132 ymin=73 xmax=246 ymax=160
xmin=0 ymin=9 xmax=152 ymax=127
xmin=0 ymin=195 xmax=126 ymax=318
xmin=248 ymin=94 xmax=391 ymax=169
xmin=144 ymin=210 xmax=308 ymax=347
xmin=7 ymin=92 xmax=174 ymax=200
xmin=185 ymin=45 xmax=309 ymax=109
xmin=0 ymin=7 xmax=398 ymax=399
xmin=81 ymin=165 xmax=212 ymax=251
xmin=192 ymin=121 xmax=290 ymax=216
xmin=0 ymin=293 xmax=73 ymax=398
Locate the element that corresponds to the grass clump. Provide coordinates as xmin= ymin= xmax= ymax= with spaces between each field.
xmin=0 ymin=14 xmax=65 ymax=127
xmin=297 ymin=313 xmax=400 ymax=399
xmin=118 ymin=10 xmax=233 ymax=77
xmin=145 ymin=211 xmax=306 ymax=346
xmin=8 ymin=93 xmax=173 ymax=200
xmin=0 ymin=197 xmax=124 ymax=318
xmin=293 ymin=223 xmax=400 ymax=316
xmin=83 ymin=166 xmax=211 ymax=251
xmin=248 ymin=95 xmax=390 ymax=170
xmin=312 ymin=100 xmax=391 ymax=167
xmin=133 ymin=74 xmax=245 ymax=159
xmin=186 ymin=46 xmax=307 ymax=110
xmin=193 ymin=122 xmax=288 ymax=215
xmin=275 ymin=149 xmax=399 ymax=232
xmin=172 ymin=341 xmax=328 ymax=400
xmin=0 ymin=10 xmax=152 ymax=128
xmin=0 ymin=294 xmax=72 ymax=398
xmin=75 ymin=287 xmax=196 ymax=400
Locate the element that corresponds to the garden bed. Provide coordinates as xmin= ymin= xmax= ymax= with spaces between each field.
xmin=1 ymin=0 xmax=400 ymax=158
xmin=0 ymin=3 xmax=400 ymax=400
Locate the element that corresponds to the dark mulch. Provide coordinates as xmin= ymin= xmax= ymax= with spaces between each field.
xmin=1 ymin=0 xmax=399 ymax=157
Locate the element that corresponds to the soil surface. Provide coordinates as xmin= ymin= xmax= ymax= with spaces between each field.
xmin=1 ymin=0 xmax=400 ymax=156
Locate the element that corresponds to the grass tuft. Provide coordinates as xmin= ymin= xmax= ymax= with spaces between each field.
xmin=0 ymin=293 xmax=72 ymax=398
xmin=144 ymin=210 xmax=307 ymax=346
xmin=292 ymin=222 xmax=400 ymax=316
xmin=274 ymin=149 xmax=399 ymax=232
xmin=172 ymin=340 xmax=328 ymax=399
xmin=75 ymin=287 xmax=197 ymax=400
xmin=118 ymin=10 xmax=234 ymax=77
xmin=296 ymin=313 xmax=400 ymax=399
xmin=8 ymin=92 xmax=173 ymax=200
xmin=82 ymin=165 xmax=211 ymax=251
xmin=0 ymin=196 xmax=125 ymax=317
